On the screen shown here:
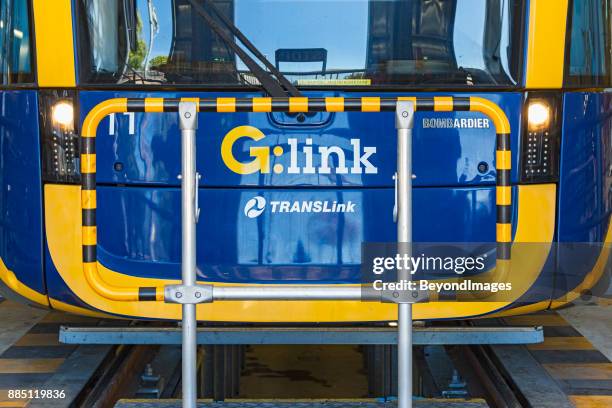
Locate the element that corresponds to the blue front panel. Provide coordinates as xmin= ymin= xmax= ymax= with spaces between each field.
xmin=74 ymin=90 xmax=521 ymax=286
xmin=30 ymin=88 xmax=547 ymax=312
xmin=0 ymin=90 xmax=45 ymax=294
xmin=79 ymin=91 xmax=522 ymax=188
xmin=94 ymin=186 xmax=496 ymax=283
xmin=557 ymin=91 xmax=612 ymax=295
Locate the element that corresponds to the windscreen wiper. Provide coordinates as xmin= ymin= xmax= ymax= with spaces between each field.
xmin=186 ymin=0 xmax=302 ymax=97
xmin=201 ymin=0 xmax=302 ymax=97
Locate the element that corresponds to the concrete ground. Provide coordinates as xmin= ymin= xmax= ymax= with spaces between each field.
xmin=558 ymin=301 xmax=612 ymax=362
xmin=0 ymin=298 xmax=47 ymax=356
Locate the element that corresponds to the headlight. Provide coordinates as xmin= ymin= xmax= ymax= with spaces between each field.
xmin=40 ymin=91 xmax=80 ymax=184
xmin=527 ymin=100 xmax=551 ymax=131
xmin=51 ymin=101 xmax=74 ymax=129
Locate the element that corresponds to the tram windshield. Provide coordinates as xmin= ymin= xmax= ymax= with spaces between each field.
xmin=77 ymin=0 xmax=524 ymax=88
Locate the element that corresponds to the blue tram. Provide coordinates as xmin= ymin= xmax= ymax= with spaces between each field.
xmin=0 ymin=0 xmax=610 ymax=322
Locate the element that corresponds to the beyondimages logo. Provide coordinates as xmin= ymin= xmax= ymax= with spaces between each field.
xmin=221 ymin=126 xmax=377 ymax=175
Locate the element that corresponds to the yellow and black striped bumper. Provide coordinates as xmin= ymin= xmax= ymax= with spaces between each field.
xmin=79 ymin=96 xmax=512 ymax=302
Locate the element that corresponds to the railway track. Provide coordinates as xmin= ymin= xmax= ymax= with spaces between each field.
xmin=61 ymin=325 xmax=562 ymax=407
xmin=0 ymin=301 xmax=609 ymax=408
xmin=68 ymin=341 xmax=557 ymax=407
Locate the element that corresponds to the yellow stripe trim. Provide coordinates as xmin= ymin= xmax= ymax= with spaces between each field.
xmin=496 ymin=186 xmax=512 ymax=205
xmin=504 ymin=313 xmax=568 ymax=326
xmin=0 ymin=257 xmax=49 ymax=306
xmin=81 ymin=190 xmax=96 ymax=210
xmin=289 ymin=97 xmax=308 ymax=113
xmin=14 ymin=333 xmax=61 ymax=347
xmin=398 ymin=97 xmax=417 ymax=105
xmin=32 ymin=0 xmax=76 ymax=87
xmin=0 ymin=359 xmax=64 ymax=374
xmin=252 ymin=97 xmax=272 ymax=112
xmin=80 ymin=154 xmax=96 ymax=174
xmin=496 ymin=223 xmax=512 ymax=242
xmin=551 ymin=218 xmax=612 ymax=308
xmin=470 ymin=97 xmax=511 ymax=134
xmin=526 ymin=0 xmax=569 ymax=88
xmin=325 ymin=97 xmax=345 ymax=112
xmin=82 ymin=99 xmax=128 ymax=138
xmin=361 ymin=97 xmax=380 ymax=112
xmin=570 ymin=396 xmax=612 ymax=408
xmin=180 ymin=98 xmax=200 ymax=111
xmin=144 ymin=98 xmax=165 ymax=113
xmin=496 ymin=150 xmax=511 ymax=170
xmin=82 ymin=226 xmax=97 ymax=246
xmin=434 ymin=96 xmax=453 ymax=112
xmin=0 ymin=391 xmax=28 ymax=407
xmin=544 ymin=363 xmax=612 ymax=380
xmin=527 ymin=336 xmax=594 ymax=350
xmin=217 ymin=98 xmax=236 ymax=113
xmin=49 ymin=297 xmax=115 ymax=318
xmin=83 ymin=261 xmax=97 ymax=275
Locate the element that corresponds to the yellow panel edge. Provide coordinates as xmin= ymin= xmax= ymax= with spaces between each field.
xmin=32 ymin=0 xmax=76 ymax=87
xmin=43 ymin=183 xmax=557 ymax=322
xmin=526 ymin=0 xmax=569 ymax=89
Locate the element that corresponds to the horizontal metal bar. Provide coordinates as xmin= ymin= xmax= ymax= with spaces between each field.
xmin=59 ymin=326 xmax=543 ymax=346
xmin=212 ymin=286 xmax=363 ymax=301
xmin=115 ymin=400 xmax=488 ymax=408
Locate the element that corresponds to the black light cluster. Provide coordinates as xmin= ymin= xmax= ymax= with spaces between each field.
xmin=520 ymin=92 xmax=562 ymax=183
xmin=40 ymin=90 xmax=80 ymax=183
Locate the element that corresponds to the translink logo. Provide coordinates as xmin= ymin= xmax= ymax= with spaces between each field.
xmin=244 ymin=196 xmax=356 ymax=218
xmin=222 ymin=126 xmax=377 ymax=175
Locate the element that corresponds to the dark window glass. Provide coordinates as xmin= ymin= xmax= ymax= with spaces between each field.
xmin=77 ymin=0 xmax=523 ymax=88
xmin=0 ymin=0 xmax=34 ymax=84
xmin=565 ymin=0 xmax=612 ymax=88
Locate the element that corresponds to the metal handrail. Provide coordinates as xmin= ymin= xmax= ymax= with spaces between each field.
xmin=80 ymin=96 xmax=511 ymax=303
xmin=80 ymin=96 xmax=511 ymax=408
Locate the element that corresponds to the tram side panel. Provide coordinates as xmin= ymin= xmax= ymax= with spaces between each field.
xmin=0 ymin=90 xmax=47 ymax=306
xmin=555 ymin=91 xmax=612 ymax=303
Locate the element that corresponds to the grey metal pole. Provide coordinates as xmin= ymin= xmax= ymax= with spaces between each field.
xmin=179 ymin=102 xmax=198 ymax=408
xmin=395 ymin=101 xmax=414 ymax=408
xmin=213 ymin=286 xmax=363 ymax=301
